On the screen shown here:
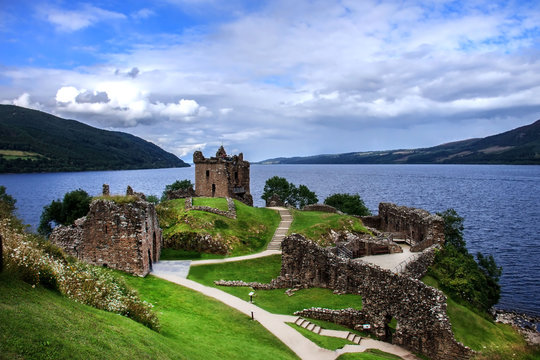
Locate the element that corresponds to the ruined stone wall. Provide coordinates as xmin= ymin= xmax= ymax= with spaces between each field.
xmin=278 ymin=234 xmax=472 ymax=360
xmin=329 ymin=231 xmax=403 ymax=257
xmin=302 ymin=204 xmax=338 ymax=213
xmin=193 ymin=147 xmax=252 ymax=206
xmin=50 ymin=197 xmax=162 ymax=277
xmin=363 ymin=203 xmax=445 ymax=252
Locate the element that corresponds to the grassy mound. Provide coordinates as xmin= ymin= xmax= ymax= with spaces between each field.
xmin=188 ymin=255 xmax=362 ymax=315
xmin=158 ymin=198 xmax=280 ymax=257
xmin=289 ymin=209 xmax=370 ymax=245
xmin=0 ymin=271 xmax=297 ymax=360
xmin=423 ymin=276 xmax=539 ymax=360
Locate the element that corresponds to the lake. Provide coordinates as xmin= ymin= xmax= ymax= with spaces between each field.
xmin=1 ymin=164 xmax=539 ymax=316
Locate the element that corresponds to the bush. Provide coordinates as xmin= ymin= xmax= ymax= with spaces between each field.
xmin=38 ymin=189 xmax=92 ymax=236
xmin=146 ymin=195 xmax=159 ymax=204
xmin=1 ymin=217 xmax=160 ymax=331
xmin=324 ymin=193 xmax=371 ymax=216
xmin=161 ymin=179 xmax=193 ymax=201
xmin=261 ymin=176 xmax=318 ymax=208
xmin=428 ymin=209 xmax=502 ymax=312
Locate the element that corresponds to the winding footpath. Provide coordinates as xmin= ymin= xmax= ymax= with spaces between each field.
xmin=152 ymin=207 xmax=418 ymax=360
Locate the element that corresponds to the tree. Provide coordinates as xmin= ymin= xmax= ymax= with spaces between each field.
xmin=261 ymin=176 xmax=318 ymax=208
xmin=436 ymin=208 xmax=466 ymax=252
xmin=161 ymin=179 xmax=194 ymax=201
xmin=296 ymin=184 xmax=318 ymax=208
xmin=261 ymin=176 xmax=295 ymax=205
xmin=428 ymin=208 xmax=502 ymax=312
xmin=38 ymin=189 xmax=92 ymax=236
xmin=324 ymin=193 xmax=371 ymax=216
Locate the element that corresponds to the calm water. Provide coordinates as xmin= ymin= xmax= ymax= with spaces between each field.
xmin=1 ymin=164 xmax=539 ymax=316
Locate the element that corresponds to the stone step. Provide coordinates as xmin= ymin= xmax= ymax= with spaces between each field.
xmin=314 ymin=325 xmax=322 ymax=334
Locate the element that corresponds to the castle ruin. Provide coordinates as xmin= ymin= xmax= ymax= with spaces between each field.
xmin=50 ymin=185 xmax=162 ymax=277
xmin=193 ymin=146 xmax=253 ymax=206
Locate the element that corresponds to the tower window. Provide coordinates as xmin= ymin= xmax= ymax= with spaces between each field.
xmin=206 ymin=170 xmax=210 ymax=177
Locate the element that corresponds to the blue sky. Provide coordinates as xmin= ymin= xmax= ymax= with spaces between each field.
xmin=1 ymin=0 xmax=540 ymax=162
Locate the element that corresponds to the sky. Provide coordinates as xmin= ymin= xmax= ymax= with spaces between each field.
xmin=1 ymin=0 xmax=540 ymax=162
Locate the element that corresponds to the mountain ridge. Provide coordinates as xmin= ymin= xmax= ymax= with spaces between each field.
xmin=0 ymin=105 xmax=189 ymax=173
xmin=259 ymin=120 xmax=540 ymax=165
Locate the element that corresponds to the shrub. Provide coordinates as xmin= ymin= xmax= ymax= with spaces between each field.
xmin=1 ymin=217 xmax=160 ymax=331
xmin=146 ymin=195 xmax=159 ymax=204
xmin=161 ymin=179 xmax=193 ymax=201
xmin=324 ymin=193 xmax=371 ymax=216
xmin=38 ymin=189 xmax=92 ymax=236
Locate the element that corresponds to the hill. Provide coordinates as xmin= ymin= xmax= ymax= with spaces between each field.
xmin=0 ymin=105 xmax=189 ymax=173
xmin=259 ymin=120 xmax=540 ymax=165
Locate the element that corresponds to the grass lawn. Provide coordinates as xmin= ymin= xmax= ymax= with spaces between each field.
xmin=422 ymin=276 xmax=539 ymax=360
xmin=192 ymin=197 xmax=229 ymax=211
xmin=188 ymin=255 xmax=363 ymax=315
xmin=0 ymin=271 xmax=297 ymax=360
xmin=158 ymin=198 xmax=281 ymax=258
xmin=289 ymin=209 xmax=370 ymax=245
xmin=287 ymin=323 xmax=356 ymax=350
xmin=336 ymin=349 xmax=403 ymax=359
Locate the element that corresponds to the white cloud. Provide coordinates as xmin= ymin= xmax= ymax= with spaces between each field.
xmin=43 ymin=4 xmax=126 ymax=32
xmin=131 ymin=8 xmax=155 ymax=20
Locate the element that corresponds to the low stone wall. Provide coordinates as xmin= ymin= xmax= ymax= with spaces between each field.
xmin=329 ymin=231 xmax=403 ymax=257
xmin=166 ymin=187 xmax=196 ymax=200
xmin=277 ymin=234 xmax=472 ymax=360
xmin=185 ymin=197 xmax=237 ymax=219
xmin=302 ymin=204 xmax=338 ymax=213
xmin=400 ymin=245 xmax=439 ymax=279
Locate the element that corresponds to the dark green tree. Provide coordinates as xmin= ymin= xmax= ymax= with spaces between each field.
xmin=428 ymin=208 xmax=502 ymax=312
xmin=261 ymin=176 xmax=318 ymax=208
xmin=324 ymin=193 xmax=371 ymax=216
xmin=38 ymin=189 xmax=92 ymax=236
xmin=0 ymin=186 xmax=16 ymax=219
xmin=261 ymin=176 xmax=295 ymax=205
xmin=436 ymin=208 xmax=466 ymax=252
xmin=295 ymin=184 xmax=318 ymax=208
xmin=161 ymin=179 xmax=194 ymax=201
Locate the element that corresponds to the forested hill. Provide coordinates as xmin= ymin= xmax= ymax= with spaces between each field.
xmin=0 ymin=105 xmax=189 ymax=173
xmin=260 ymin=119 xmax=540 ymax=165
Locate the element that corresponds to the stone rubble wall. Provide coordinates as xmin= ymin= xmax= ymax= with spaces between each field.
xmin=275 ymin=234 xmax=472 ymax=360
xmin=329 ymin=230 xmax=403 ymax=257
xmin=400 ymin=245 xmax=439 ymax=279
xmin=50 ymin=187 xmax=162 ymax=277
xmin=302 ymin=204 xmax=338 ymax=213
xmin=362 ymin=203 xmax=445 ymax=252
xmin=165 ymin=187 xmax=196 ymax=200
xmin=185 ymin=197 xmax=237 ymax=219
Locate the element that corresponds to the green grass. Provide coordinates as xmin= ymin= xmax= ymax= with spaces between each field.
xmin=287 ymin=323 xmax=356 ymax=350
xmin=422 ymin=276 xmax=539 ymax=360
xmin=305 ymin=318 xmax=375 ymax=339
xmin=158 ymin=198 xmax=281 ymax=257
xmin=188 ymin=255 xmax=363 ymax=315
xmin=0 ymin=270 xmax=297 ymax=360
xmin=336 ymin=349 xmax=403 ymax=359
xmin=0 ymin=149 xmax=44 ymax=161
xmin=160 ymin=248 xmax=226 ymax=260
xmin=289 ymin=209 xmax=370 ymax=245
xmin=192 ymin=197 xmax=229 ymax=211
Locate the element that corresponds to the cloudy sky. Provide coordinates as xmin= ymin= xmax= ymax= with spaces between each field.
xmin=1 ymin=0 xmax=540 ymax=162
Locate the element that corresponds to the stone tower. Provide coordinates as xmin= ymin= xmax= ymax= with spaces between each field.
xmin=193 ymin=146 xmax=253 ymax=206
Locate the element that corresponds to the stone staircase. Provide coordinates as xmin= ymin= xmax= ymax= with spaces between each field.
xmin=266 ymin=207 xmax=292 ymax=251
xmin=294 ymin=317 xmax=362 ymax=344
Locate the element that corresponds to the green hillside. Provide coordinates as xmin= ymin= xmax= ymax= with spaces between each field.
xmin=0 ymin=105 xmax=189 ymax=173
xmin=259 ymin=119 xmax=540 ymax=165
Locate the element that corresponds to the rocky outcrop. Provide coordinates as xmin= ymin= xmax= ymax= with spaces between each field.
xmin=50 ymin=187 xmax=162 ymax=277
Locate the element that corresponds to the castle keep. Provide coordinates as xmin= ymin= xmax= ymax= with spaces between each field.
xmin=193 ymin=146 xmax=253 ymax=206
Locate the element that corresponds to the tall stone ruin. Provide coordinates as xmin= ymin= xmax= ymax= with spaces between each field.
xmin=50 ymin=185 xmax=162 ymax=277
xmin=193 ymin=146 xmax=253 ymax=206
